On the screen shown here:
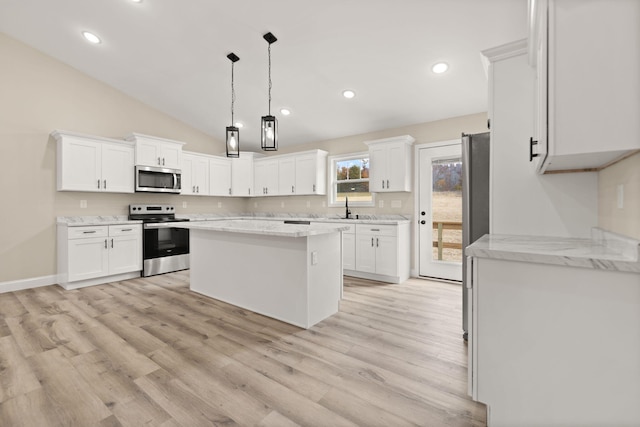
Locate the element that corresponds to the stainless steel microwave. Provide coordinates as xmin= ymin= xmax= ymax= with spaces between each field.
xmin=135 ymin=165 xmax=181 ymax=193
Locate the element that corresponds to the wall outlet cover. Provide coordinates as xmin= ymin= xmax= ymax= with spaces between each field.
xmin=182 ymin=201 xmax=187 ymax=208
xmin=379 ymin=200 xmax=384 ymax=208
xmin=80 ymin=200 xmax=87 ymax=208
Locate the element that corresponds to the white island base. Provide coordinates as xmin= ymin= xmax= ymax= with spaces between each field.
xmin=189 ymin=226 xmax=343 ymax=329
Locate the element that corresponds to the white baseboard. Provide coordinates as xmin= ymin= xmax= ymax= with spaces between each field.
xmin=0 ymin=275 xmax=59 ymax=294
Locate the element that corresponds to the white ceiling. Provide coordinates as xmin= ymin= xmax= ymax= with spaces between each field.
xmin=0 ymin=0 xmax=527 ymax=149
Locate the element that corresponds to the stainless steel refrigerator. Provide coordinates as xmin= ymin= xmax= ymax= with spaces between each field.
xmin=462 ymin=132 xmax=490 ymax=340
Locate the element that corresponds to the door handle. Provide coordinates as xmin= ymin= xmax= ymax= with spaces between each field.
xmin=111 ymin=238 xmax=114 ymax=248
xmin=421 ymin=220 xmax=426 ymax=225
xmin=386 ymin=179 xmax=389 ymax=188
xmin=376 ymin=238 xmax=379 ymax=247
xmin=371 ymin=237 xmax=374 ymax=247
xmin=196 ymin=185 xmax=199 ymax=193
xmin=529 ymin=137 xmax=539 ymax=162
xmin=421 ymin=211 xmax=426 ymax=216
xmin=104 ymin=180 xmax=107 ymax=189
xmin=382 ymin=180 xmax=385 ymax=189
xmin=162 ymin=158 xmax=165 ymax=166
xmin=157 ymin=157 xmax=161 ymax=165
xmin=97 ymin=179 xmax=101 ymax=189
xmin=104 ymin=239 xmax=107 ymax=249
xmin=292 ymin=185 xmax=294 ymax=193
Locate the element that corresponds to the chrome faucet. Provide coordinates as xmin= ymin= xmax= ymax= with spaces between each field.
xmin=345 ymin=196 xmax=352 ymax=219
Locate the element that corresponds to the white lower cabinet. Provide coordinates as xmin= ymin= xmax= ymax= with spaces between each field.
xmin=59 ymin=224 xmax=142 ymax=289
xmin=342 ymin=226 xmax=356 ymax=270
xmin=355 ymin=225 xmax=398 ymax=277
xmin=333 ymin=222 xmax=410 ymax=284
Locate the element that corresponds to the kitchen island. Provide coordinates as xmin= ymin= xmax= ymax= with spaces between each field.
xmin=159 ymin=220 xmax=350 ymax=328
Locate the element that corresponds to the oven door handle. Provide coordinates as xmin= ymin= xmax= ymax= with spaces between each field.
xmin=173 ymin=173 xmax=178 ymax=190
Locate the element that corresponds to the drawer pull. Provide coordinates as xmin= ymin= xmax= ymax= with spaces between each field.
xmin=83 ymin=230 xmax=96 ymax=234
xmin=370 ymin=228 xmax=380 ymax=231
xmin=121 ymin=228 xmax=133 ymax=232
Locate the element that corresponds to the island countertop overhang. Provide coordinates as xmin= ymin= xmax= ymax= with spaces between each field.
xmin=147 ymin=219 xmax=350 ymax=238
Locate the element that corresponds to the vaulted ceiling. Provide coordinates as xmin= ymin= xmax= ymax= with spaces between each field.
xmin=0 ymin=0 xmax=527 ymax=148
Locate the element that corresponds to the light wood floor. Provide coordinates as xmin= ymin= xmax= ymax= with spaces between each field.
xmin=0 ymin=272 xmax=486 ymax=426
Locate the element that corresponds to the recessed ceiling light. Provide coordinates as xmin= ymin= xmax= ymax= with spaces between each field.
xmin=82 ymin=31 xmax=101 ymax=44
xmin=131 ymin=0 xmax=143 ymax=3
xmin=432 ymin=62 xmax=449 ymax=74
xmin=342 ymin=90 xmax=356 ymax=99
xmin=280 ymin=108 xmax=291 ymax=116
xmin=234 ymin=122 xmax=244 ymax=129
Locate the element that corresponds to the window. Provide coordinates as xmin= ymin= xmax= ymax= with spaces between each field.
xmin=328 ymin=152 xmax=374 ymax=207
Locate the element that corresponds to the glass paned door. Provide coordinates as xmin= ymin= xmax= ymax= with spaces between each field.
xmin=418 ymin=143 xmax=462 ymax=281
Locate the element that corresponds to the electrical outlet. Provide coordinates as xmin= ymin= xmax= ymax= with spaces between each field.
xmin=80 ymin=200 xmax=87 ymax=208
xmin=379 ymin=200 xmax=384 ymax=208
xmin=182 ymin=201 xmax=187 ymax=208
xmin=311 ymin=251 xmax=318 ymax=265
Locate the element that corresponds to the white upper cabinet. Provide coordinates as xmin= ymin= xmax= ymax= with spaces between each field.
xmin=278 ymin=157 xmax=296 ymax=195
xmin=254 ymin=150 xmax=327 ymax=197
xmin=529 ymin=0 xmax=640 ymax=173
xmin=182 ymin=152 xmax=210 ymax=196
xmin=231 ymin=152 xmax=259 ymax=197
xmin=366 ymin=135 xmax=414 ymax=192
xmin=209 ymin=156 xmax=232 ymax=197
xmin=125 ymin=133 xmax=184 ymax=169
xmin=255 ymin=158 xmax=279 ymax=196
xmin=295 ymin=151 xmax=327 ymax=195
xmin=53 ymin=130 xmax=134 ymax=193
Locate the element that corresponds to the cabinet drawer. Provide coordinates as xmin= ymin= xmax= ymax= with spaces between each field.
xmin=68 ymin=226 xmax=108 ymax=239
xmin=355 ymin=224 xmax=397 ymax=236
xmin=109 ymin=224 xmax=141 ymax=236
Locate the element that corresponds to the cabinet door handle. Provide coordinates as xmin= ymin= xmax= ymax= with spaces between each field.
xmin=529 ymin=137 xmax=539 ymax=162
xmin=103 ymin=180 xmax=107 ymax=189
xmin=83 ymin=230 xmax=96 ymax=234
xmin=371 ymin=237 xmax=374 ymax=247
xmin=248 ymin=188 xmax=251 ymax=195
xmin=162 ymin=158 xmax=165 ymax=166
xmin=192 ymin=186 xmax=196 ymax=192
xmin=229 ymin=188 xmax=231 ymax=195
xmin=104 ymin=239 xmax=107 ymax=249
xmin=382 ymin=180 xmax=385 ymax=189
xmin=313 ymin=184 xmax=316 ymax=192
xmin=196 ymin=185 xmax=199 ymax=193
xmin=111 ymin=238 xmax=114 ymax=248
xmin=292 ymin=185 xmax=294 ymax=193
xmin=386 ymin=179 xmax=389 ymax=188
xmin=376 ymin=238 xmax=379 ymax=247
xmin=157 ymin=157 xmax=161 ymax=165
xmin=97 ymin=179 xmax=101 ymax=189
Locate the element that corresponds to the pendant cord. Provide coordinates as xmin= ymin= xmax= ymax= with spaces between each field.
xmin=231 ymin=61 xmax=235 ymax=125
xmin=268 ymin=43 xmax=272 ymax=115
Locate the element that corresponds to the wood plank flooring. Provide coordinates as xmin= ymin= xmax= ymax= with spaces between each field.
xmin=0 ymin=272 xmax=486 ymax=426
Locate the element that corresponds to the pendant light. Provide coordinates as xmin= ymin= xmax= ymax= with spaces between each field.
xmin=226 ymin=52 xmax=240 ymax=158
xmin=261 ymin=32 xmax=278 ymax=151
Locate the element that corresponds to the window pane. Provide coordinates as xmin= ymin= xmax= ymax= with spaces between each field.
xmin=431 ymin=159 xmax=462 ymax=263
xmin=336 ymin=181 xmax=371 ymax=203
xmin=336 ymin=158 xmax=369 ymax=180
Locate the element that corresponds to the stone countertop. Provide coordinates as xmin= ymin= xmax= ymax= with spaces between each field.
xmin=466 ymin=228 xmax=640 ymax=273
xmin=57 ymin=216 xmax=142 ymax=226
xmin=176 ymin=213 xmax=411 ymax=225
xmin=147 ymin=219 xmax=350 ymax=238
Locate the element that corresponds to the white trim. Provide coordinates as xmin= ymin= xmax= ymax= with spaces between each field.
xmin=413 ymin=139 xmax=460 ymax=279
xmin=0 ymin=275 xmax=58 ymax=294
xmin=327 ymin=151 xmax=375 ymax=208
xmin=59 ymin=271 xmax=140 ymax=290
xmin=481 ymin=39 xmax=528 ymax=63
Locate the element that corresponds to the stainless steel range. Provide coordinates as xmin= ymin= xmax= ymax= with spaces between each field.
xmin=129 ymin=204 xmax=189 ymax=277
